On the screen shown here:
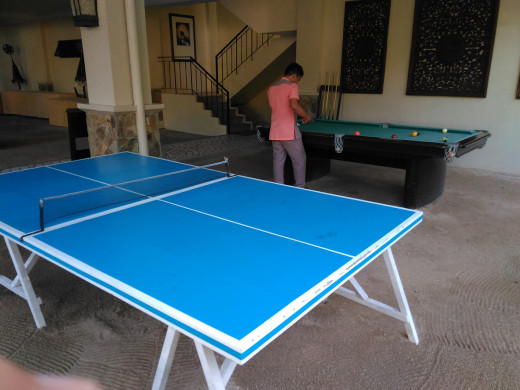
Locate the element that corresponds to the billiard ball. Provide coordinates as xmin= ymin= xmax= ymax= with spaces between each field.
xmin=354 ymin=131 xmax=360 ymax=136
xmin=442 ymin=128 xmax=448 ymax=133
xmin=391 ymin=134 xmax=397 ymax=139
xmin=412 ymin=131 xmax=419 ymax=137
xmin=442 ymin=136 xmax=448 ymax=142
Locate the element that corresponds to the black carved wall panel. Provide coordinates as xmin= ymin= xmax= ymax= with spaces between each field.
xmin=407 ymin=0 xmax=500 ymax=97
xmin=340 ymin=0 xmax=391 ymax=94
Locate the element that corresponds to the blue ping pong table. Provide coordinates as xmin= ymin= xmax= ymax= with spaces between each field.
xmin=0 ymin=152 xmax=422 ymax=389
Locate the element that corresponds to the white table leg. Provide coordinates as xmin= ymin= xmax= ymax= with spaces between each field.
xmin=152 ymin=326 xmax=181 ymax=390
xmin=195 ymin=341 xmax=237 ymax=390
xmin=3 ymin=237 xmax=46 ymax=328
xmin=335 ymin=247 xmax=419 ymax=344
xmin=383 ymin=248 xmax=419 ymax=344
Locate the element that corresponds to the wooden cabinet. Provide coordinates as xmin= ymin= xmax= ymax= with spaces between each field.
xmin=0 ymin=91 xmax=90 ymax=128
xmin=0 ymin=90 xmax=75 ymax=121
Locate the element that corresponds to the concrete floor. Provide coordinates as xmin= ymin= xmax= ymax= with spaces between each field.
xmin=0 ymin=114 xmax=519 ymax=389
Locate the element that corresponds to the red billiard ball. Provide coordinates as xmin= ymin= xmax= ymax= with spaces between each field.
xmin=354 ymin=131 xmax=360 ymax=136
xmin=391 ymin=134 xmax=397 ymax=139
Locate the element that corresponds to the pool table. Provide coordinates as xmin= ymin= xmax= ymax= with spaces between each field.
xmin=257 ymin=119 xmax=490 ymax=208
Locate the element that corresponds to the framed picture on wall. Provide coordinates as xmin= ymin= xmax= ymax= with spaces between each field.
xmin=169 ymin=13 xmax=196 ymax=59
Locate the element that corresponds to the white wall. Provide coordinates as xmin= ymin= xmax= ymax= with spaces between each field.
xmin=310 ymin=0 xmax=520 ymax=175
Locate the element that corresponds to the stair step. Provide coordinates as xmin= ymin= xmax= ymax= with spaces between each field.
xmin=194 ymin=94 xmax=253 ymax=134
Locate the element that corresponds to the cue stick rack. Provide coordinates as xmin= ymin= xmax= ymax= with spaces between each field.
xmin=317 ymin=71 xmax=342 ymax=121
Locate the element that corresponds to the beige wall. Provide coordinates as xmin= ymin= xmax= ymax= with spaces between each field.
xmin=0 ymin=24 xmax=46 ymax=91
xmin=146 ymin=4 xmax=212 ymax=73
xmin=145 ymin=8 xmax=164 ymax=90
xmin=146 ymin=4 xmax=212 ymax=89
xmin=44 ymin=20 xmax=82 ymax=93
xmin=162 ymin=93 xmax=226 ymax=135
xmin=214 ymin=3 xmax=246 ymax=51
xmin=296 ymin=0 xmax=324 ymax=95
xmin=0 ymin=20 xmax=80 ymax=93
xmin=221 ymin=0 xmax=297 ymax=33
xmin=146 ymin=2 xmax=246 ymax=89
xmin=301 ymin=0 xmax=520 ymax=175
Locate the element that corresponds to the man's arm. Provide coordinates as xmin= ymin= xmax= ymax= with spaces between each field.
xmin=290 ymin=98 xmax=312 ymax=124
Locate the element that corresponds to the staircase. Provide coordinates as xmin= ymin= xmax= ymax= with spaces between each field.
xmin=160 ymin=56 xmax=253 ymax=135
xmin=202 ymin=95 xmax=253 ymax=135
xmin=160 ymin=25 xmax=294 ymax=136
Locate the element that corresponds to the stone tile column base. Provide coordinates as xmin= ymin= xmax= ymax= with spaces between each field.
xmin=77 ymin=103 xmax=163 ymax=157
xmin=145 ymin=106 xmax=162 ymax=157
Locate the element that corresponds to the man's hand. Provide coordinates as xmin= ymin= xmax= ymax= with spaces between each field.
xmin=290 ymin=99 xmax=312 ymax=125
xmin=301 ymin=116 xmax=312 ymax=124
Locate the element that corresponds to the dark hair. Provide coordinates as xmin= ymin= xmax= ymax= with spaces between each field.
xmin=284 ymin=62 xmax=304 ymax=77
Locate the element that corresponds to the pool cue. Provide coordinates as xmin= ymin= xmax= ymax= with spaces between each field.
xmin=328 ymin=71 xmax=337 ymax=120
xmin=330 ymin=71 xmax=338 ymax=120
xmin=328 ymin=72 xmax=334 ymax=120
xmin=331 ymin=71 xmax=339 ymax=121
xmin=323 ymin=71 xmax=331 ymax=120
xmin=320 ymin=72 xmax=328 ymax=119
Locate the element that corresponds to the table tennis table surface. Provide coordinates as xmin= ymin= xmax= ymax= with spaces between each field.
xmin=0 ymin=152 xmax=422 ymax=363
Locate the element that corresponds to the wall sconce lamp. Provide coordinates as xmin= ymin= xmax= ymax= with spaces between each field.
xmin=70 ymin=0 xmax=99 ymax=27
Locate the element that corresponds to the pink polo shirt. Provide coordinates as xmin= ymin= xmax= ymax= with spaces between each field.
xmin=267 ymin=77 xmax=300 ymax=140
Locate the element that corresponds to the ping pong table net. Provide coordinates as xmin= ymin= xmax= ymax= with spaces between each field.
xmin=35 ymin=159 xmax=229 ymax=234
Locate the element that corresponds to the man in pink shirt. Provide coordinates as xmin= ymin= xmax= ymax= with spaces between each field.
xmin=267 ymin=63 xmax=312 ymax=188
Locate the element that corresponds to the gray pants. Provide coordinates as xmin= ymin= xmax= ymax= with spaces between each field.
xmin=272 ymin=138 xmax=306 ymax=188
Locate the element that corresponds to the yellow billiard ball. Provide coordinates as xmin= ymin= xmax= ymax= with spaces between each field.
xmin=412 ymin=131 xmax=419 ymax=137
xmin=442 ymin=128 xmax=448 ymax=133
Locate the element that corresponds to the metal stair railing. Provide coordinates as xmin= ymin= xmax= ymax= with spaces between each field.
xmin=159 ymin=56 xmax=230 ymax=134
xmin=215 ymin=26 xmax=274 ymax=85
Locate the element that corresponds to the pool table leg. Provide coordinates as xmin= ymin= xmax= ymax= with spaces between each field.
xmin=404 ymin=157 xmax=446 ymax=208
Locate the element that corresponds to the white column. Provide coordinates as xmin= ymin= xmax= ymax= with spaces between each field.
xmin=135 ymin=0 xmax=152 ymax=106
xmin=76 ymin=0 xmax=162 ymax=157
xmin=80 ymin=0 xmax=133 ymax=109
xmin=125 ymin=0 xmax=148 ymax=155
